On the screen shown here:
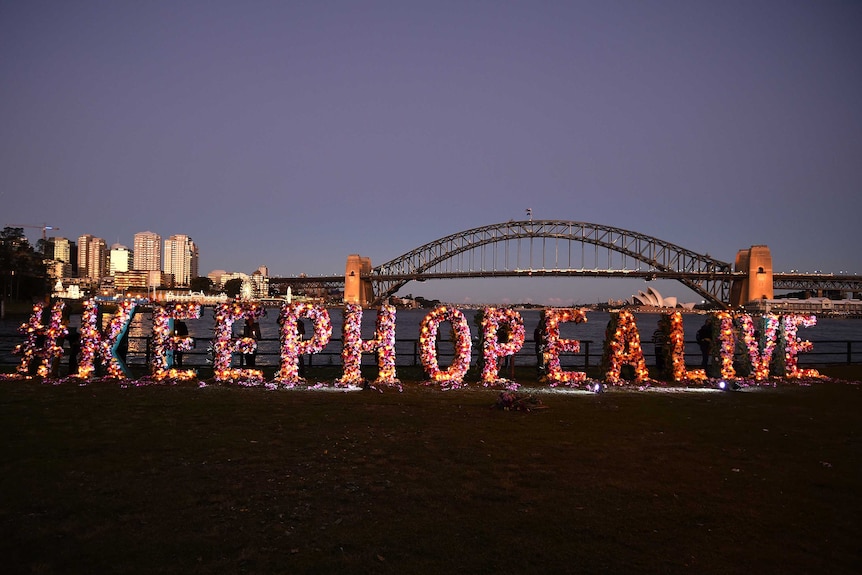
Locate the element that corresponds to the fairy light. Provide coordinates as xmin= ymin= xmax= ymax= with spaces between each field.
xmin=211 ymin=302 xmax=266 ymax=383
xmin=733 ymin=314 xmax=755 ymax=377
xmin=541 ymin=308 xmax=587 ymax=386
xmin=781 ymin=314 xmax=820 ymax=379
xmin=667 ymin=312 xmax=707 ymax=383
xmin=13 ymin=302 xmax=44 ymax=375
xmin=150 ymin=302 xmax=201 ymax=381
xmin=736 ymin=313 xmax=779 ymax=381
xmin=369 ymin=305 xmax=400 ymax=387
xmin=102 ymin=299 xmax=137 ymax=379
xmin=419 ymin=305 xmax=472 ymax=386
xmin=13 ymin=301 xmax=66 ymax=377
xmin=275 ymin=303 xmax=332 ymax=385
xmin=77 ymin=299 xmax=100 ymax=379
xmin=602 ymin=309 xmax=649 ymax=385
xmin=338 ymin=303 xmax=365 ymax=385
xmin=335 ymin=304 xmax=399 ymax=387
xmin=77 ymin=299 xmax=137 ymax=379
xmin=713 ymin=311 xmax=736 ymax=380
xmin=661 ymin=311 xmax=705 ymax=383
xmin=479 ymin=307 xmax=525 ymax=386
xmin=5 ymin=299 xmax=830 ymax=388
xmin=674 ymin=314 xmax=707 ymax=383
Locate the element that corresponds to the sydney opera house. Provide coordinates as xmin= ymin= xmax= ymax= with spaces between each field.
xmin=631 ymin=287 xmax=697 ymax=310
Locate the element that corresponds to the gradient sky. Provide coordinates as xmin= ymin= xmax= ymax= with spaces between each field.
xmin=2 ymin=1 xmax=860 ymax=305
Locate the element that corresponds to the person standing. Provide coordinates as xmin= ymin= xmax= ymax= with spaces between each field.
xmin=174 ymin=320 xmax=189 ymax=367
xmin=696 ymin=319 xmax=712 ymax=368
xmin=66 ymin=326 xmax=81 ymax=376
xmin=652 ymin=323 xmax=665 ymax=372
xmin=242 ymin=317 xmax=262 ymax=367
xmin=297 ymin=318 xmax=306 ymax=376
xmin=534 ymin=319 xmax=546 ymax=377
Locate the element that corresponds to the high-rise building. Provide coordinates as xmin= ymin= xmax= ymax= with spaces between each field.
xmin=47 ymin=236 xmax=71 ymax=263
xmin=251 ymin=266 xmax=269 ymax=298
xmin=46 ymin=236 xmax=73 ymax=278
xmin=133 ymin=231 xmax=162 ymax=271
xmin=109 ymin=243 xmax=133 ymax=275
xmin=77 ymin=234 xmax=107 ymax=282
xmin=163 ymin=234 xmax=199 ymax=287
xmin=77 ymin=235 xmax=93 ymax=279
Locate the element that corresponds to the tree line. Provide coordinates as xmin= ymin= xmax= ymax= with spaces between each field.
xmin=0 ymin=227 xmax=49 ymax=302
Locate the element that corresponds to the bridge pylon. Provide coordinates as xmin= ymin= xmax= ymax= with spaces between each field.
xmin=730 ymin=245 xmax=773 ymax=307
xmin=344 ymin=254 xmax=374 ymax=307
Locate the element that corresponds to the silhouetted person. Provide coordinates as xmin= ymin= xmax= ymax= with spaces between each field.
xmin=174 ymin=320 xmax=189 ymax=367
xmin=497 ymin=322 xmax=512 ymax=371
xmin=66 ymin=327 xmax=81 ymax=376
xmin=242 ymin=317 xmax=261 ymax=367
xmin=652 ymin=324 xmax=665 ymax=372
xmin=534 ymin=322 xmax=546 ymax=376
xmin=297 ymin=318 xmax=306 ymax=376
xmin=696 ymin=319 xmax=712 ymax=368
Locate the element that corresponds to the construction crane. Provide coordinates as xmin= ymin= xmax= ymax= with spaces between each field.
xmin=5 ymin=223 xmax=59 ymax=245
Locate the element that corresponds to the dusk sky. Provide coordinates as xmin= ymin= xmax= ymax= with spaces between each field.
xmin=2 ymin=1 xmax=860 ymax=305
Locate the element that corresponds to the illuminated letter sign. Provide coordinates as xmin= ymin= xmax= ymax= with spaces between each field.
xmin=542 ymin=308 xmax=588 ymax=386
xmin=419 ymin=306 xmax=472 ymax=385
xmin=150 ymin=303 xmax=201 ymax=381
xmin=338 ymin=304 xmax=400 ymax=388
xmin=78 ymin=299 xmax=137 ymax=379
xmin=212 ymin=302 xmax=266 ymax=382
xmin=479 ymin=307 xmax=525 ymax=385
xmin=276 ymin=303 xmax=332 ymax=385
xmin=14 ymin=301 xmax=66 ymax=377
xmin=602 ymin=309 xmax=648 ymax=385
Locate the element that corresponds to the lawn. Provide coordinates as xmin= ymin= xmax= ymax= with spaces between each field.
xmin=1 ymin=367 xmax=860 ymax=574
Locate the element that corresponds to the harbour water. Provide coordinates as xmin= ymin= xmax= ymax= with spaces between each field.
xmin=3 ymin=307 xmax=862 ymax=368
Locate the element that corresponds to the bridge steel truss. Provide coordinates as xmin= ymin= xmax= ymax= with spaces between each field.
xmin=772 ymin=274 xmax=862 ymax=293
xmin=370 ymin=220 xmax=736 ymax=306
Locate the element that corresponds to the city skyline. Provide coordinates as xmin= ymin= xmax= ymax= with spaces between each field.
xmin=2 ymin=2 xmax=861 ymax=305
xmin=38 ymin=229 xmax=205 ymax=290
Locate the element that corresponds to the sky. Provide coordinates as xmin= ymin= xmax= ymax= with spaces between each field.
xmin=2 ymin=0 xmax=861 ymax=305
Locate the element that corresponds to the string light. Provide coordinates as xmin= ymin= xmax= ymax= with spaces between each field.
xmin=540 ymin=308 xmax=588 ymax=386
xmin=337 ymin=304 xmax=400 ymax=388
xmin=601 ymin=309 xmax=649 ymax=385
xmin=150 ymin=302 xmax=201 ymax=381
xmin=77 ymin=299 xmax=137 ymax=379
xmin=13 ymin=301 xmax=66 ymax=377
xmin=419 ymin=305 xmax=472 ymax=386
xmin=3 ymin=299 xmax=828 ymax=388
xmin=713 ymin=311 xmax=736 ymax=380
xmin=781 ymin=314 xmax=820 ymax=379
xmin=275 ymin=303 xmax=332 ymax=385
xmin=370 ymin=305 xmax=399 ymax=388
xmin=661 ymin=312 xmax=706 ymax=383
xmin=211 ymin=302 xmax=266 ymax=383
xmin=736 ymin=313 xmax=779 ymax=381
xmin=479 ymin=307 xmax=525 ymax=387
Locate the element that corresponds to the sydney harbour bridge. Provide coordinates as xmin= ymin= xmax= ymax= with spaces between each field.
xmin=269 ymin=220 xmax=862 ymax=308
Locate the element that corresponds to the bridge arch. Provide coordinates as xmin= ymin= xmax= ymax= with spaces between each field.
xmin=367 ymin=220 xmax=734 ymax=306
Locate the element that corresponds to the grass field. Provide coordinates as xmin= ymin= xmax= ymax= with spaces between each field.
xmin=1 ymin=366 xmax=860 ymax=574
